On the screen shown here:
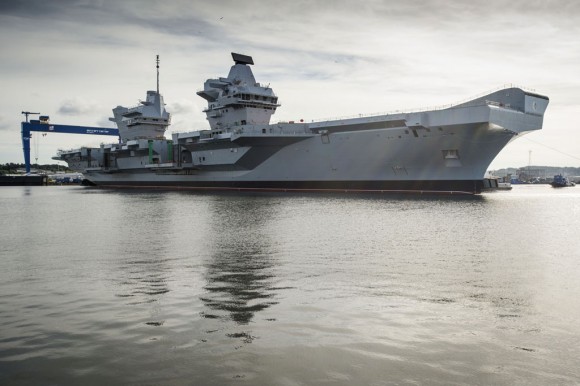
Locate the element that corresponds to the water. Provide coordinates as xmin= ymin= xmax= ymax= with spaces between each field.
xmin=1 ymin=185 xmax=579 ymax=385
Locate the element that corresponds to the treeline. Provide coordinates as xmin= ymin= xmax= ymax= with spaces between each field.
xmin=0 ymin=163 xmax=73 ymax=175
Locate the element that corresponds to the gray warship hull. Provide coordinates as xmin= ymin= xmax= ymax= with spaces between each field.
xmin=55 ymin=54 xmax=549 ymax=195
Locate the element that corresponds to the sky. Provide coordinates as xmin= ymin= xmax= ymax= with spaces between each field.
xmin=1 ymin=0 xmax=579 ymax=169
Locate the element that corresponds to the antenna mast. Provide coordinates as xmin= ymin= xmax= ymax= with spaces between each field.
xmin=156 ymin=55 xmax=160 ymax=94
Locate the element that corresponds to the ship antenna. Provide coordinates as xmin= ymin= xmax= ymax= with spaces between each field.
xmin=156 ymin=54 xmax=160 ymax=94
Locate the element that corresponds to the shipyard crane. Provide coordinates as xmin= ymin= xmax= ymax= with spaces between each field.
xmin=21 ymin=113 xmax=119 ymax=174
xmin=21 ymin=111 xmax=40 ymax=123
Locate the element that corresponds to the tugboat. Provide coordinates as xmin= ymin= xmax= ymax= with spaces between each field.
xmin=550 ymin=174 xmax=575 ymax=188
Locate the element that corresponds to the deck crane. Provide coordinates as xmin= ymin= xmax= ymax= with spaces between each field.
xmin=21 ymin=112 xmax=119 ymax=174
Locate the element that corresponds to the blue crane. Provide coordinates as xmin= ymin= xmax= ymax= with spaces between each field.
xmin=21 ymin=112 xmax=119 ymax=174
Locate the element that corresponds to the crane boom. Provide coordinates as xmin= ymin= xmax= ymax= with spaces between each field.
xmin=21 ymin=119 xmax=120 ymax=174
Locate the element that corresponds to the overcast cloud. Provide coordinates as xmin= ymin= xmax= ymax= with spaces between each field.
xmin=0 ymin=114 xmax=10 ymax=131
xmin=58 ymin=98 xmax=101 ymax=116
xmin=1 ymin=0 xmax=579 ymax=168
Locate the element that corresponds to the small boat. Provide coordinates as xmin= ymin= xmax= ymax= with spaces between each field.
xmin=497 ymin=181 xmax=512 ymax=190
xmin=550 ymin=174 xmax=575 ymax=188
xmin=485 ymin=173 xmax=512 ymax=190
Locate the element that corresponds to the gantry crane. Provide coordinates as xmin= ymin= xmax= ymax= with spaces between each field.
xmin=21 ymin=112 xmax=119 ymax=174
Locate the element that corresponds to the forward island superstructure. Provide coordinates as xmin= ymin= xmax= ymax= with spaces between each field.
xmin=55 ymin=53 xmax=549 ymax=194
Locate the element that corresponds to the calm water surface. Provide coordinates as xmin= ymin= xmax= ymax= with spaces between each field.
xmin=1 ymin=185 xmax=579 ymax=385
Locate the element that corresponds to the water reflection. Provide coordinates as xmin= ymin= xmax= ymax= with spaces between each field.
xmin=115 ymin=256 xmax=171 ymax=303
xmin=200 ymin=194 xmax=280 ymax=326
xmin=107 ymin=193 xmax=172 ymax=326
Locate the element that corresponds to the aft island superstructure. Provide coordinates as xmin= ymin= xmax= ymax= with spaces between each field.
xmin=55 ymin=53 xmax=549 ymax=194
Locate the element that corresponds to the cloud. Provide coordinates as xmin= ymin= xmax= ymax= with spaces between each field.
xmin=167 ymin=99 xmax=197 ymax=115
xmin=164 ymin=99 xmax=205 ymax=132
xmin=1 ymin=0 xmax=579 ymax=167
xmin=58 ymin=98 xmax=100 ymax=115
xmin=0 ymin=114 xmax=10 ymax=131
xmin=96 ymin=117 xmax=117 ymax=128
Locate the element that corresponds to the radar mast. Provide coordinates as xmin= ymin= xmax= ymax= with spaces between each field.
xmin=156 ymin=55 xmax=160 ymax=94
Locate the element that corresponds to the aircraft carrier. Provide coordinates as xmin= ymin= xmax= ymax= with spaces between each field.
xmin=54 ymin=53 xmax=549 ymax=194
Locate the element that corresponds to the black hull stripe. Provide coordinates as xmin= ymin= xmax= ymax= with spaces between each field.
xmin=89 ymin=179 xmax=496 ymax=195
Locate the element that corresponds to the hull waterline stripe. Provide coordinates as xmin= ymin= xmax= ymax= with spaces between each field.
xmin=89 ymin=184 xmax=477 ymax=195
